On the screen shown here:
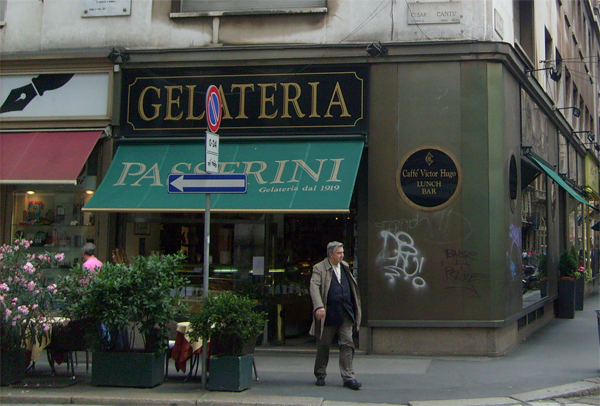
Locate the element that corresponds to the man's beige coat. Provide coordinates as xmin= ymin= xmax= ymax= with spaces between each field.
xmin=309 ymin=258 xmax=362 ymax=339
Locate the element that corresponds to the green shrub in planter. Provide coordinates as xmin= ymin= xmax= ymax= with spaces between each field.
xmin=60 ymin=252 xmax=188 ymax=353
xmin=58 ymin=252 xmax=188 ymax=387
xmin=189 ymin=292 xmax=266 ymax=357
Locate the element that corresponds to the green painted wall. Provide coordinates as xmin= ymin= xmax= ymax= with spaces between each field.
xmin=367 ymin=60 xmax=523 ymax=324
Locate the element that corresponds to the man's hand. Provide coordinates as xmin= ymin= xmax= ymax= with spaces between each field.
xmin=315 ymin=308 xmax=325 ymax=320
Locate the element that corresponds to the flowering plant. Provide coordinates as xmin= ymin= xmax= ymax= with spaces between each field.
xmin=0 ymin=239 xmax=65 ymax=353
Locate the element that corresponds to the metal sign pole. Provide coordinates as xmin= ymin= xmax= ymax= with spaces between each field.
xmin=201 ymin=192 xmax=211 ymax=388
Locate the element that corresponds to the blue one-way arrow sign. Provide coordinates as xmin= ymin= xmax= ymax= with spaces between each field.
xmin=168 ymin=174 xmax=247 ymax=193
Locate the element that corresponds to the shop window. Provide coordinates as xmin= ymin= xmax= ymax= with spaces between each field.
xmin=171 ymin=0 xmax=327 ymax=17
xmin=521 ymin=173 xmax=547 ymax=302
xmin=11 ymin=190 xmax=96 ymax=283
xmin=510 ymin=155 xmax=518 ymax=200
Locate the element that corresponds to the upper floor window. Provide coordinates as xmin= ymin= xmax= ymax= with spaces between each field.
xmin=171 ymin=0 xmax=327 ymax=17
xmin=514 ymin=0 xmax=534 ymax=62
xmin=0 ymin=0 xmax=6 ymax=27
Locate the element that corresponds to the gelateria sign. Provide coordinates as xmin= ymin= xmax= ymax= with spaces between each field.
xmin=396 ymin=146 xmax=462 ymax=211
xmin=121 ymin=66 xmax=368 ymax=137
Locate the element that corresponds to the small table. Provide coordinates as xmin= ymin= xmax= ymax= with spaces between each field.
xmin=171 ymin=322 xmax=204 ymax=378
xmin=26 ymin=317 xmax=69 ymax=364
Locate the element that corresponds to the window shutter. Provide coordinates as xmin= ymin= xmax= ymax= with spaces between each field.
xmin=178 ymin=0 xmax=327 ymax=14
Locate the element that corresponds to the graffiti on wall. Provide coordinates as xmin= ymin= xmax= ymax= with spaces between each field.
xmin=376 ymin=228 xmax=426 ymax=289
xmin=441 ymin=248 xmax=487 ymax=298
xmin=507 ymin=223 xmax=522 ymax=281
xmin=375 ymin=209 xmax=476 ymax=293
xmin=374 ymin=209 xmax=472 ymax=244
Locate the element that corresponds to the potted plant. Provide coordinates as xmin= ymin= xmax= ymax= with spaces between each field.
xmin=574 ymin=265 xmax=586 ymax=311
xmin=188 ymin=292 xmax=266 ymax=391
xmin=556 ymin=249 xmax=578 ymax=319
xmin=0 ymin=239 xmax=65 ymax=385
xmin=58 ymin=252 xmax=188 ymax=388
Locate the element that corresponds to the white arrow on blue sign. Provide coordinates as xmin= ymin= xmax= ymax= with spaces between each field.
xmin=168 ymin=174 xmax=247 ymax=194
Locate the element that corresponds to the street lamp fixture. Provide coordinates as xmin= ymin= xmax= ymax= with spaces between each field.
xmin=554 ymin=106 xmax=581 ymax=117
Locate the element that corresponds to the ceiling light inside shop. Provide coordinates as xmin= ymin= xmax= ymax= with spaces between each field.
xmin=86 ymin=190 xmax=95 ymax=195
xmin=27 ymin=191 xmax=35 ymax=195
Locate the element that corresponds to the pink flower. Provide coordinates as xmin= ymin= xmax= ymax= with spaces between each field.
xmin=17 ymin=305 xmax=29 ymax=315
xmin=23 ymin=262 xmax=35 ymax=274
xmin=43 ymin=323 xmax=51 ymax=332
xmin=0 ymin=283 xmax=8 ymax=291
xmin=54 ymin=253 xmax=65 ymax=262
xmin=27 ymin=281 xmax=35 ymax=291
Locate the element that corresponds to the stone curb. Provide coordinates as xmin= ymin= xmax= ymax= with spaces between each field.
xmin=407 ymin=398 xmax=521 ymax=406
xmin=510 ymin=380 xmax=600 ymax=402
xmin=2 ymin=378 xmax=600 ymax=406
xmin=197 ymin=394 xmax=323 ymax=406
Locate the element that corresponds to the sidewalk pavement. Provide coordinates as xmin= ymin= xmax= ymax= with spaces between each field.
xmin=2 ymin=293 xmax=600 ymax=406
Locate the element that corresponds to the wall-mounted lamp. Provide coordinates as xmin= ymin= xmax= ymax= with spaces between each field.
xmin=366 ymin=41 xmax=388 ymax=58
xmin=572 ymin=131 xmax=595 ymax=143
xmin=554 ymin=106 xmax=581 ymax=117
xmin=107 ymin=47 xmax=130 ymax=64
xmin=525 ymin=66 xmax=562 ymax=82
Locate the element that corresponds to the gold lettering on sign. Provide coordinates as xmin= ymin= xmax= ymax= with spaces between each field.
xmin=324 ymin=82 xmax=350 ymax=118
xmin=308 ymin=82 xmax=321 ymax=118
xmin=138 ymin=87 xmax=161 ymax=121
xmin=258 ymin=83 xmax=278 ymax=119
xmin=281 ymin=82 xmax=305 ymax=118
xmin=131 ymin=163 xmax=163 ymax=186
xmin=271 ymin=160 xmax=289 ymax=184
xmin=218 ymin=84 xmax=233 ymax=120
xmin=165 ymin=86 xmax=183 ymax=121
xmin=185 ymin=85 xmax=203 ymax=121
xmin=115 ymin=163 xmax=147 ymax=185
xmin=289 ymin=159 xmax=327 ymax=182
xmin=231 ymin=83 xmax=255 ymax=119
xmin=243 ymin=161 xmax=268 ymax=184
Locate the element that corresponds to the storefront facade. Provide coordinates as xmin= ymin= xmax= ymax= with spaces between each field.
xmin=0 ymin=60 xmax=115 ymax=282
xmin=78 ymin=41 xmax=598 ymax=355
xmin=3 ymin=40 xmax=596 ymax=355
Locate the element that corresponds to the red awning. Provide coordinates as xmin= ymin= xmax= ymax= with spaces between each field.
xmin=0 ymin=131 xmax=101 ymax=184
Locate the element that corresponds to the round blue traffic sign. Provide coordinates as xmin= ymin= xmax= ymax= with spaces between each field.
xmin=206 ymin=85 xmax=222 ymax=133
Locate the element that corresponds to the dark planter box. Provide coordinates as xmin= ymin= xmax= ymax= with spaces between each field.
xmin=208 ymin=353 xmax=253 ymax=392
xmin=92 ymin=351 xmax=165 ymax=388
xmin=575 ymin=278 xmax=585 ymax=311
xmin=539 ymin=280 xmax=548 ymax=298
xmin=556 ymin=279 xmax=576 ymax=319
xmin=0 ymin=348 xmax=26 ymax=386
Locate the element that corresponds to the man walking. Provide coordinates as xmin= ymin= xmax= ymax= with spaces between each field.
xmin=309 ymin=241 xmax=362 ymax=390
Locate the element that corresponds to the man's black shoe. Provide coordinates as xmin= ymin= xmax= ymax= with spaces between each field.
xmin=343 ymin=379 xmax=361 ymax=390
xmin=315 ymin=377 xmax=325 ymax=386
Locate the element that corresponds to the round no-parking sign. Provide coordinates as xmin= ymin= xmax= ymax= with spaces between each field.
xmin=206 ymin=85 xmax=222 ymax=133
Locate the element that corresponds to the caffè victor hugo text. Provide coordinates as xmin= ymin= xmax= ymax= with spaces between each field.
xmin=121 ymin=66 xmax=368 ymax=136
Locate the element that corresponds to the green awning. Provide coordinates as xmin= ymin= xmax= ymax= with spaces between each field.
xmin=84 ymin=139 xmax=364 ymax=212
xmin=528 ymin=155 xmax=598 ymax=211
